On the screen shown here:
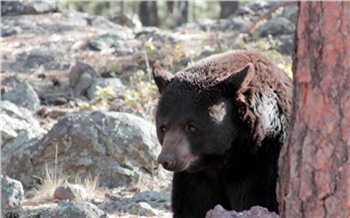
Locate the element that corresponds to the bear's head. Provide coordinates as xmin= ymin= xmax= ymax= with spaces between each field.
xmin=152 ymin=63 xmax=256 ymax=173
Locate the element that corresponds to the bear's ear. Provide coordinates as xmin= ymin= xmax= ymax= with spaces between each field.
xmin=152 ymin=64 xmax=174 ymax=94
xmin=220 ymin=63 xmax=255 ymax=95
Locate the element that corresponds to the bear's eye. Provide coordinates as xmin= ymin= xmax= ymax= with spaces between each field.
xmin=160 ymin=125 xmax=167 ymax=134
xmin=186 ymin=124 xmax=196 ymax=133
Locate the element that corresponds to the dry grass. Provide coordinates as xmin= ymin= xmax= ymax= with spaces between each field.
xmin=28 ymin=166 xmax=105 ymax=203
xmin=72 ymin=175 xmax=105 ymax=201
xmin=28 ymin=144 xmax=104 ymax=202
xmin=27 ymin=164 xmax=68 ymax=203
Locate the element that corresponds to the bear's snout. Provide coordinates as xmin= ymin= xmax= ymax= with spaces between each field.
xmin=158 ymin=152 xmax=176 ymax=171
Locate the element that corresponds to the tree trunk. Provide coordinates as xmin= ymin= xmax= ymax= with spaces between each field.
xmin=219 ymin=1 xmax=238 ymax=19
xmin=175 ymin=1 xmax=188 ymax=26
xmin=278 ymin=2 xmax=350 ymax=218
xmin=139 ymin=1 xmax=159 ymax=27
xmin=167 ymin=1 xmax=174 ymax=15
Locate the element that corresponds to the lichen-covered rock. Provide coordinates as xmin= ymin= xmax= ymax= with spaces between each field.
xmin=1 ymin=176 xmax=24 ymax=210
xmin=2 ymin=111 xmax=161 ymax=189
xmin=206 ymin=205 xmax=279 ymax=218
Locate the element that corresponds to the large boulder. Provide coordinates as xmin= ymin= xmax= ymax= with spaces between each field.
xmin=2 ymin=111 xmax=161 ymax=189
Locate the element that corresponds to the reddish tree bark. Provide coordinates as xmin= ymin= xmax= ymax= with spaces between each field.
xmin=278 ymin=2 xmax=350 ymax=218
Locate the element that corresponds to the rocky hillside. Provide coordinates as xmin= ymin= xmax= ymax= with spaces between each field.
xmin=1 ymin=1 xmax=297 ymax=217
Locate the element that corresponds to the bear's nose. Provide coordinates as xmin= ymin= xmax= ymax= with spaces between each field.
xmin=158 ymin=153 xmax=176 ymax=171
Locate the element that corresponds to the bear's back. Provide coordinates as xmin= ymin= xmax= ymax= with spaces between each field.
xmin=177 ymin=50 xmax=291 ymax=91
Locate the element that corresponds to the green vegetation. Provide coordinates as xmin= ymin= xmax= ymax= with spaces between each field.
xmin=77 ymin=86 xmax=116 ymax=110
xmin=124 ymin=69 xmax=158 ymax=120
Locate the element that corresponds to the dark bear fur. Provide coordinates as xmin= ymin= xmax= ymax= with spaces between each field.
xmin=152 ymin=50 xmax=292 ymax=218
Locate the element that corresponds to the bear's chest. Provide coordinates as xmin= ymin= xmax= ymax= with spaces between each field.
xmin=205 ymin=167 xmax=258 ymax=211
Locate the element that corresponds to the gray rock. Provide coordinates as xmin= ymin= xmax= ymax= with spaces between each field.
xmin=68 ymin=61 xmax=99 ymax=97
xmin=1 ymin=8 xmax=133 ymax=76
xmin=98 ymin=200 xmax=157 ymax=216
xmin=54 ymin=183 xmax=87 ymax=201
xmin=235 ymin=1 xmax=278 ymax=17
xmin=1 ymin=1 xmax=61 ymax=16
xmin=40 ymin=201 xmax=106 ymax=218
xmin=110 ymin=12 xmax=142 ymax=29
xmin=46 ymin=108 xmax=77 ymax=120
xmin=87 ymin=78 xmax=125 ymax=100
xmin=254 ymin=17 xmax=295 ymax=37
xmin=276 ymin=35 xmax=294 ymax=55
xmin=113 ymin=40 xmax=142 ymax=57
xmin=224 ymin=16 xmax=252 ymax=31
xmin=98 ymin=198 xmax=131 ymax=214
xmin=135 ymin=27 xmax=181 ymax=44
xmin=1 ymin=122 xmax=46 ymax=187
xmin=0 ymin=100 xmax=40 ymax=145
xmin=0 ymin=101 xmax=46 ymax=170
xmin=132 ymin=191 xmax=170 ymax=203
xmin=89 ymin=33 xmax=133 ymax=51
xmin=1 ymin=75 xmax=21 ymax=91
xmin=281 ymin=4 xmax=298 ymax=24
xmin=1 ymin=176 xmax=24 ymax=210
xmin=178 ymin=19 xmax=226 ymax=32
xmin=2 ymin=48 xmax=69 ymax=73
xmin=88 ymin=16 xmax=134 ymax=37
xmin=124 ymin=202 xmax=157 ymax=216
xmin=2 ymin=111 xmax=161 ymax=189
xmin=206 ymin=205 xmax=279 ymax=218
xmin=54 ymin=185 xmax=75 ymax=201
xmin=2 ymin=83 xmax=41 ymax=111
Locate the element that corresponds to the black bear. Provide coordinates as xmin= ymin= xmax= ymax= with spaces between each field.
xmin=152 ymin=50 xmax=292 ymax=218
